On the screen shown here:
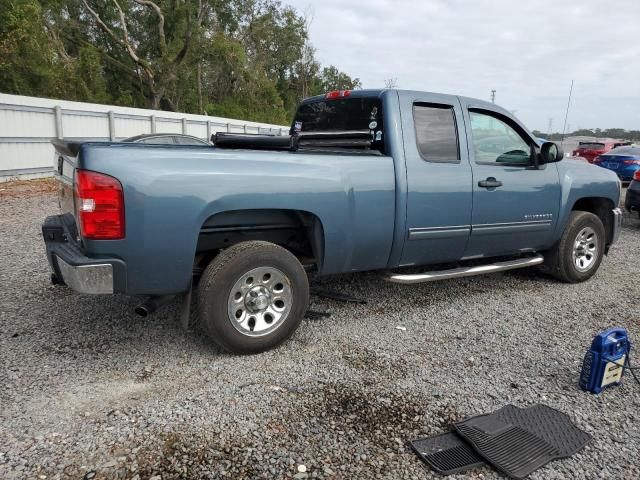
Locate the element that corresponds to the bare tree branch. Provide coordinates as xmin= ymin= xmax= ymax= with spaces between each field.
xmin=384 ymin=78 xmax=398 ymax=89
xmin=44 ymin=24 xmax=71 ymax=63
xmin=111 ymin=0 xmax=142 ymax=66
xmin=172 ymin=0 xmax=205 ymax=66
xmin=133 ymin=0 xmax=167 ymax=55
xmin=82 ymin=0 xmax=154 ymax=81
xmin=59 ymin=30 xmax=146 ymax=86
xmin=82 ymin=0 xmax=124 ymax=48
xmin=81 ymin=0 xmax=206 ymax=109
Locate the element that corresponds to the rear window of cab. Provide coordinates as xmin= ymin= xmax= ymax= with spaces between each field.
xmin=577 ymin=143 xmax=605 ymax=149
xmin=291 ymin=97 xmax=384 ymax=151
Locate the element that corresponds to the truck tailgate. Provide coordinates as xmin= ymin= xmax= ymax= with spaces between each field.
xmin=52 ymin=140 xmax=81 ymax=216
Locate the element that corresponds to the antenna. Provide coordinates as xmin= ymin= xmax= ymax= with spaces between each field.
xmin=561 ymin=80 xmax=574 ymax=148
xmin=491 ymin=90 xmax=496 ymax=103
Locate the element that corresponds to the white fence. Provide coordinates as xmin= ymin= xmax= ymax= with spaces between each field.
xmin=0 ymin=93 xmax=288 ymax=180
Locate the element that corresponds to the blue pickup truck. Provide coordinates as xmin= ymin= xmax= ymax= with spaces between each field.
xmin=43 ymin=89 xmax=623 ymax=353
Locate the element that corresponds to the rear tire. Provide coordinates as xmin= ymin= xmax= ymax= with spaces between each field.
xmin=543 ymin=211 xmax=605 ymax=283
xmin=197 ymin=241 xmax=309 ymax=353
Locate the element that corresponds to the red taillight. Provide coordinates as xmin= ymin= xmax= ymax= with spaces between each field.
xmin=634 ymin=170 xmax=640 ymax=181
xmin=623 ymin=159 xmax=640 ymax=165
xmin=74 ymin=169 xmax=125 ymax=240
xmin=325 ymin=90 xmax=352 ymax=100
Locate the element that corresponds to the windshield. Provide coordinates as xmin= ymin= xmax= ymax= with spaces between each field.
xmin=291 ymin=96 xmax=384 ymax=151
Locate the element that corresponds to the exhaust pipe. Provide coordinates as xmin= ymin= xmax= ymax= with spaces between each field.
xmin=135 ymin=295 xmax=175 ymax=317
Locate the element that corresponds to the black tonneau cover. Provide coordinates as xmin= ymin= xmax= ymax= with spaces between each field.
xmin=292 ymin=130 xmax=373 ymax=149
xmin=51 ymin=131 xmax=381 ymax=158
xmin=212 ymin=130 xmax=378 ymax=153
xmin=211 ymin=133 xmax=291 ymax=151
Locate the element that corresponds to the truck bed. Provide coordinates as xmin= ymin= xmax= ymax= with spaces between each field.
xmin=51 ymin=140 xmax=397 ymax=295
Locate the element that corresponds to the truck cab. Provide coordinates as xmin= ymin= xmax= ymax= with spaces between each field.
xmin=290 ymin=89 xmax=620 ymax=270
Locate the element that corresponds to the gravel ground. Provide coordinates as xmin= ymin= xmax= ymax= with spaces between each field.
xmin=1 ymin=179 xmax=639 ymax=480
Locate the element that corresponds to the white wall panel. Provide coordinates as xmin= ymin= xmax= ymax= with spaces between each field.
xmin=0 ymin=109 xmax=56 ymax=138
xmin=62 ymin=113 xmax=110 ymax=138
xmin=115 ymin=117 xmax=152 ymax=138
xmin=0 ymin=143 xmax=54 ymax=171
xmin=186 ymin=122 xmax=208 ymax=138
xmin=155 ymin=120 xmax=182 ymax=134
xmin=0 ymin=93 xmax=288 ymax=179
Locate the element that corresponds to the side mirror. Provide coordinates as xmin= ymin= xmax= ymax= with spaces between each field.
xmin=540 ymin=142 xmax=563 ymax=164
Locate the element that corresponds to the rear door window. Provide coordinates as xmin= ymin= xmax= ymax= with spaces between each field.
xmin=173 ymin=136 xmax=207 ymax=145
xmin=413 ymin=104 xmax=460 ymax=163
xmin=138 ymin=136 xmax=176 ymax=144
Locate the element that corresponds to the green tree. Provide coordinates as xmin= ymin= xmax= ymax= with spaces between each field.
xmin=77 ymin=0 xmax=209 ymax=110
xmin=0 ymin=0 xmax=61 ymax=96
xmin=1 ymin=0 xmax=362 ymax=124
xmin=319 ymin=65 xmax=362 ymax=91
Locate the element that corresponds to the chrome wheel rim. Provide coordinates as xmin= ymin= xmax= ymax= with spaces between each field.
xmin=227 ymin=266 xmax=293 ymax=337
xmin=573 ymin=226 xmax=598 ymax=272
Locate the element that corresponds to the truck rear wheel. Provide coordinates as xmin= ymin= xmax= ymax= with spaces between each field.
xmin=543 ymin=211 xmax=605 ymax=283
xmin=197 ymin=241 xmax=309 ymax=353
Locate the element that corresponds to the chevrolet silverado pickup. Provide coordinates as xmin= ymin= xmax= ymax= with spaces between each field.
xmin=43 ymin=89 xmax=623 ymax=353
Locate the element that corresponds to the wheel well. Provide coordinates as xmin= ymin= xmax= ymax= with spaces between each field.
xmin=571 ymin=197 xmax=615 ymax=246
xmin=195 ymin=209 xmax=324 ymax=272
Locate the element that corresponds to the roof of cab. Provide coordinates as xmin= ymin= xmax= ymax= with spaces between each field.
xmin=300 ymin=89 xmax=502 ymax=111
xmin=299 ymin=89 xmax=385 ymax=105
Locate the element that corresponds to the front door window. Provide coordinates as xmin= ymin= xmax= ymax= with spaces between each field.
xmin=469 ymin=111 xmax=532 ymax=165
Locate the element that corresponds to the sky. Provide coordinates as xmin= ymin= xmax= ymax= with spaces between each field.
xmin=284 ymin=0 xmax=640 ymax=132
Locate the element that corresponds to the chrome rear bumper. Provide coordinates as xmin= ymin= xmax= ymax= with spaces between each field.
xmin=43 ymin=214 xmax=124 ymax=295
xmin=56 ymin=257 xmax=114 ymax=294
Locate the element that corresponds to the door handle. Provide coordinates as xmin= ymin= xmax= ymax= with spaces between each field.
xmin=478 ymin=177 xmax=503 ymax=189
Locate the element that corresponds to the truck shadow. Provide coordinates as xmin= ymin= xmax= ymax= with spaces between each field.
xmin=310 ymin=266 xmax=555 ymax=308
xmin=22 ymin=262 xmax=574 ymax=359
xmin=14 ymin=283 xmax=219 ymax=360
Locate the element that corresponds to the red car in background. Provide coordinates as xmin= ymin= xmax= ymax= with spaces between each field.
xmin=572 ymin=140 xmax=632 ymax=163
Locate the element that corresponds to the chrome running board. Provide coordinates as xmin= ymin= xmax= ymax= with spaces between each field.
xmin=384 ymin=254 xmax=544 ymax=284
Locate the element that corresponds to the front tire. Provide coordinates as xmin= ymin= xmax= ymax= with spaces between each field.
xmin=197 ymin=241 xmax=309 ymax=353
xmin=543 ymin=211 xmax=605 ymax=283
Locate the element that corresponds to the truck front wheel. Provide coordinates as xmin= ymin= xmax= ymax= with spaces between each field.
xmin=197 ymin=241 xmax=309 ymax=353
xmin=543 ymin=211 xmax=605 ymax=283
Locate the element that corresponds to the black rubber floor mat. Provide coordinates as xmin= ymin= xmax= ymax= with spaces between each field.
xmin=410 ymin=432 xmax=485 ymax=475
xmin=453 ymin=404 xmax=591 ymax=479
